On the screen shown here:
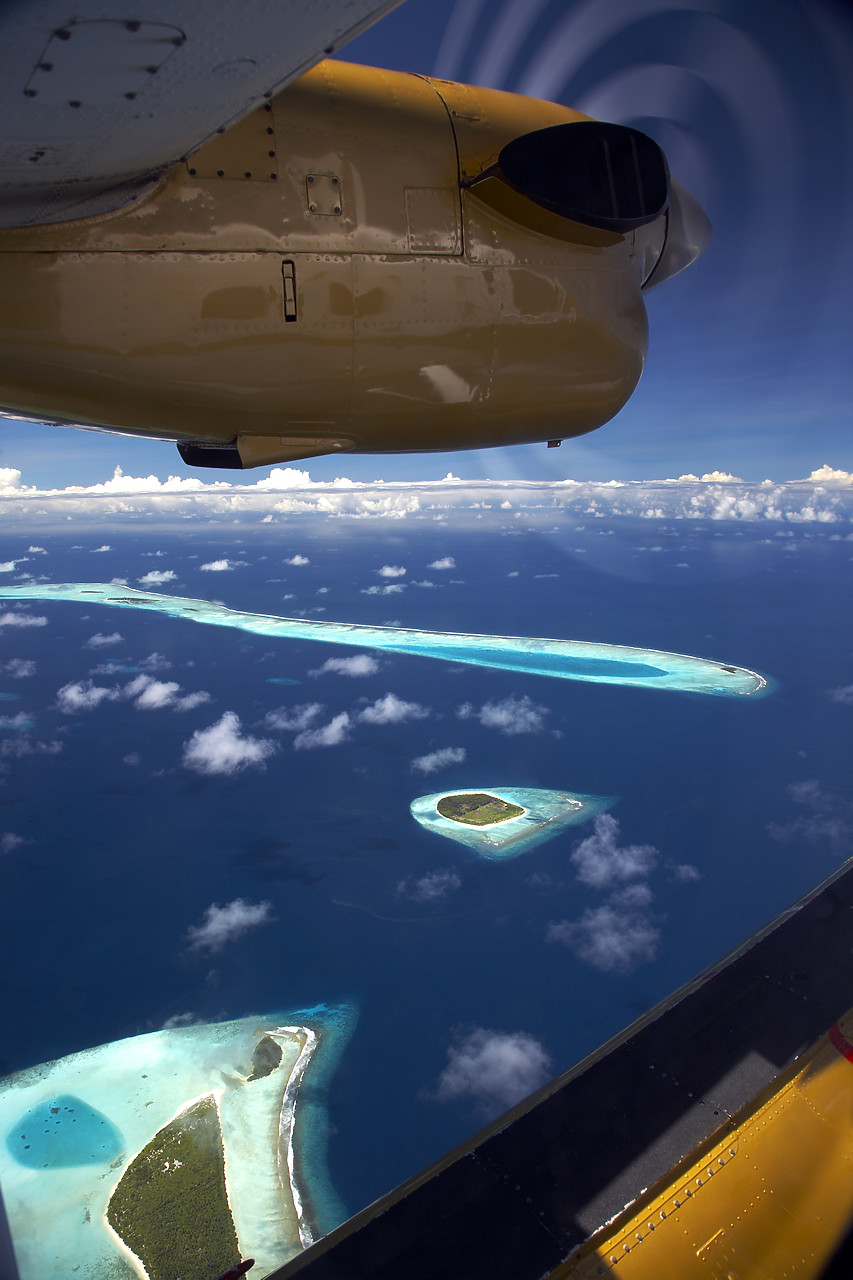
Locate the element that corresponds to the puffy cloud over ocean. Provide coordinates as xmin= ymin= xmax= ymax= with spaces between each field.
xmin=548 ymin=816 xmax=670 ymax=974
xmin=182 ymin=712 xmax=277 ymax=775
xmin=185 ymin=898 xmax=274 ymax=953
xmin=429 ymin=1027 xmax=553 ymax=1116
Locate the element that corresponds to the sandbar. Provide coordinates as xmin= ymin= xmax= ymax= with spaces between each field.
xmin=0 ymin=583 xmax=769 ymax=696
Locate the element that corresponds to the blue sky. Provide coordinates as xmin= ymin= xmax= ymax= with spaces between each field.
xmin=1 ymin=0 xmax=851 ymax=488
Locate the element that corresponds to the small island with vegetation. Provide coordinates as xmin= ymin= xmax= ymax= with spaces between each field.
xmin=412 ymin=786 xmax=615 ymax=861
xmin=436 ymin=793 xmax=525 ymax=826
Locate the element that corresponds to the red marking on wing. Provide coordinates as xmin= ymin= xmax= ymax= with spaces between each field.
xmin=828 ymin=1023 xmax=853 ymax=1064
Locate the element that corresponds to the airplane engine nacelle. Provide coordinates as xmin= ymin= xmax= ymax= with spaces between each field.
xmin=0 ymin=61 xmax=707 ymax=469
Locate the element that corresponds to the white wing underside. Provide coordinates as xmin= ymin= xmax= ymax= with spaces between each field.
xmin=0 ymin=0 xmax=403 ymax=228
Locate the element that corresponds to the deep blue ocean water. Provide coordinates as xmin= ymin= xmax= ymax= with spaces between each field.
xmin=0 ymin=514 xmax=850 ymax=1221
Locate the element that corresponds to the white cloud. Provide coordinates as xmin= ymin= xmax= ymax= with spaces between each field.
xmin=411 ymin=746 xmax=466 ymax=775
xmin=185 ymin=898 xmax=273 ymax=953
xmin=547 ymin=905 xmax=660 ymax=972
xmin=377 ymin=564 xmax=406 ymax=578
xmin=91 ymin=544 xmax=111 ymax=552
xmin=0 ymin=734 xmax=61 ymax=759
xmin=431 ymin=1028 xmax=552 ymax=1114
xmin=27 ymin=546 xmax=46 ymax=554
xmin=458 ymin=694 xmax=548 ymax=736
xmin=427 ymin=557 xmax=455 ymax=570
xmin=200 ymin=559 xmax=234 ymax=572
xmin=0 ymin=712 xmax=32 ymax=730
xmin=285 ymin=554 xmax=309 ymax=565
xmin=0 ymin=466 xmax=849 ymax=527
xmin=56 ymin=679 xmax=119 ymax=713
xmin=0 ymin=711 xmax=33 ymax=731
xmin=810 ymin=465 xmax=851 ymax=482
xmin=140 ymin=652 xmax=171 ymax=671
xmin=361 ymin=583 xmax=406 ymax=595
xmin=161 ymin=1012 xmax=200 ymax=1028
xmin=0 ymin=561 xmax=20 ymax=573
xmin=828 ymin=684 xmax=853 ymax=705
xmin=1 ymin=832 xmax=26 ymax=854
xmin=66 ymin=670 xmax=212 ymax=714
xmin=768 ymin=779 xmax=853 ymax=846
xmin=358 ymin=693 xmax=429 ymax=725
xmin=398 ymin=868 xmax=461 ymax=902
xmin=174 ymin=690 xmax=212 ymax=712
xmin=293 ymin=711 xmax=351 ymax=750
xmin=609 ymin=882 xmax=654 ymax=910
xmin=309 ymin=655 xmax=379 ymax=678
xmin=1 ymin=659 xmax=35 ymax=678
xmin=789 ymin=779 xmax=824 ymax=805
xmin=182 ymin=712 xmax=277 ymax=775
xmin=0 ymin=612 xmax=46 ymax=629
xmin=570 ymin=815 xmax=658 ymax=889
xmin=264 ymin=703 xmax=324 ymax=731
xmin=84 ymin=631 xmax=124 ymax=649
xmin=672 ymin=864 xmax=702 ymax=882
xmin=124 ymin=674 xmax=182 ymax=710
xmin=138 ymin=569 xmax=176 ymax=586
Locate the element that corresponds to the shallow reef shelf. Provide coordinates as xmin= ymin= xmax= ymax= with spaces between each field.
xmin=0 ymin=583 xmax=769 ymax=696
xmin=0 ymin=1005 xmax=355 ymax=1280
xmin=411 ymin=787 xmax=614 ymax=860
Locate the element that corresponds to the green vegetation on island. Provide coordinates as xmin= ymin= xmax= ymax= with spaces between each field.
xmin=106 ymin=1094 xmax=241 ymax=1280
xmin=437 ymin=793 xmax=524 ymax=826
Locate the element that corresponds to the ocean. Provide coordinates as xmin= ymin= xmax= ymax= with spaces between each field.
xmin=0 ymin=512 xmax=850 ymax=1233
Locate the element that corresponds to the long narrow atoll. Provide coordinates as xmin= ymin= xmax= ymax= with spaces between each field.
xmin=0 ymin=1005 xmax=356 ymax=1280
xmin=412 ymin=787 xmax=614 ymax=859
xmin=0 ymin=583 xmax=769 ymax=695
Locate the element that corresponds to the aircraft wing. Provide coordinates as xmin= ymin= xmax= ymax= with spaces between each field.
xmin=0 ymin=0 xmax=403 ymax=228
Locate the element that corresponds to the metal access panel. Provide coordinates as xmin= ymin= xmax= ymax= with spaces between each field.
xmin=23 ymin=19 xmax=184 ymax=108
xmin=405 ymin=187 xmax=461 ymax=253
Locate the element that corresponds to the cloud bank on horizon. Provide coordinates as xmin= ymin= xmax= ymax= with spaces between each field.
xmin=1 ymin=464 xmax=852 ymax=526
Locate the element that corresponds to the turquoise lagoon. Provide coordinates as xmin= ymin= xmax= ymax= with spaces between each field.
xmin=411 ymin=788 xmax=614 ymax=860
xmin=0 ymin=584 xmax=769 ymax=696
xmin=0 ymin=1005 xmax=355 ymax=1280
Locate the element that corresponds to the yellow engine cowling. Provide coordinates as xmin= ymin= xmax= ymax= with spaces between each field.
xmin=0 ymin=60 xmax=669 ymax=468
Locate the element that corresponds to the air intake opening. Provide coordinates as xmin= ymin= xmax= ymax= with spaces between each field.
xmin=488 ymin=121 xmax=670 ymax=233
xmin=177 ymin=440 xmax=243 ymax=469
